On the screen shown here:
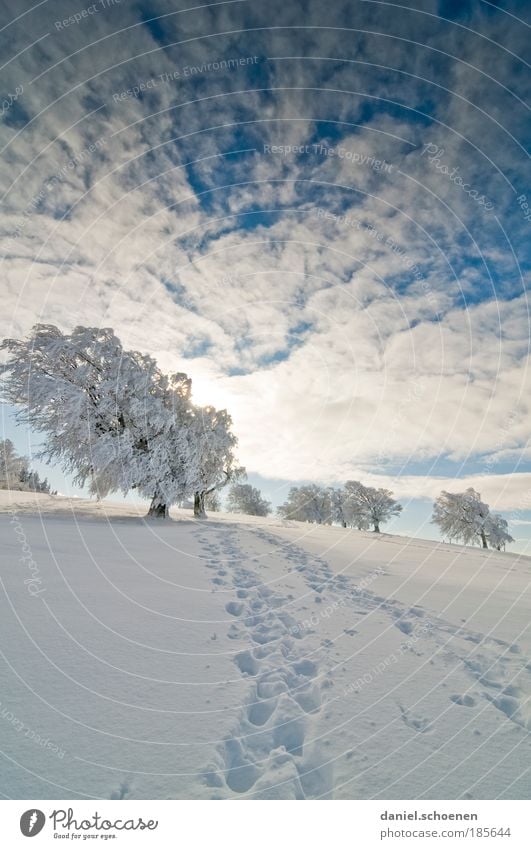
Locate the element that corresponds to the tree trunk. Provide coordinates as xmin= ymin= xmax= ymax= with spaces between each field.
xmin=147 ymin=496 xmax=168 ymax=518
xmin=373 ymin=520 xmax=380 ymax=533
xmin=194 ymin=491 xmax=207 ymax=519
xmin=480 ymin=529 xmax=488 ymax=549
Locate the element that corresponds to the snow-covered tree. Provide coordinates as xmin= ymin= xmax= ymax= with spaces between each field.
xmin=431 ymin=488 xmax=512 ymax=550
xmin=204 ymin=490 xmax=221 ymax=512
xmin=2 ymin=325 xmax=152 ymax=498
xmin=330 ymin=485 xmax=372 ymax=529
xmin=1 ymin=325 xmax=238 ymax=518
xmin=0 ymin=438 xmax=26 ymax=488
xmin=227 ymin=483 xmax=271 ymax=516
xmin=278 ymin=485 xmax=332 ymax=524
xmin=329 ymin=487 xmax=368 ymax=528
xmin=329 ymin=487 xmax=349 ymax=527
xmin=122 ymin=369 xmax=202 ymax=518
xmin=0 ymin=439 xmax=52 ymax=493
xmin=188 ymin=405 xmax=243 ymax=518
xmin=432 ymin=488 xmax=488 ymax=547
xmin=485 ymin=513 xmax=514 ymax=551
xmin=277 ymin=487 xmax=305 ymax=522
xmin=342 ymin=481 xmax=402 ymax=532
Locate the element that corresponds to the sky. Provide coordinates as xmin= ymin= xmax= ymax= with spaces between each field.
xmin=0 ymin=0 xmax=530 ymax=549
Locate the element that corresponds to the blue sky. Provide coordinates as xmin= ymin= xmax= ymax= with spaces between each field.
xmin=1 ymin=0 xmax=530 ymax=550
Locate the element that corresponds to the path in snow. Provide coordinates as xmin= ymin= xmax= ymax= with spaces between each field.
xmin=191 ymin=521 xmax=531 ymax=799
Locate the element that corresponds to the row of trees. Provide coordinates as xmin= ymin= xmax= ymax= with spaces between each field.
xmin=225 ymin=482 xmax=514 ymax=551
xmin=277 ymin=481 xmax=402 ymax=532
xmin=1 ymin=325 xmax=242 ymax=517
xmin=0 ymin=438 xmax=54 ymax=494
xmin=213 ymin=480 xmax=403 ymax=532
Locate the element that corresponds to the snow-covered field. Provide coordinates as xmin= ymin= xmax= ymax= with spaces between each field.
xmin=1 ymin=490 xmax=530 ymax=800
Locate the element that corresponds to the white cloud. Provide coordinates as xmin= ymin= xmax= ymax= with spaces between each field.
xmin=0 ymin=0 xmax=529 ymax=500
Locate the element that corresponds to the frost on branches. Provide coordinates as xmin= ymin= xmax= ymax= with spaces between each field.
xmin=1 ymin=325 xmax=240 ymax=518
xmin=432 ymin=488 xmax=514 ymax=550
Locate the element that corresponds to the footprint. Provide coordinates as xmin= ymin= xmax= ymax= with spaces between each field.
xmin=224 ymin=740 xmax=260 ymax=794
xmin=227 ymin=624 xmax=242 ymax=640
xmin=396 ymin=619 xmax=414 ymax=635
xmin=234 ymin=651 xmax=259 ymax=676
xmin=293 ymin=659 xmax=318 ymax=678
xmin=293 ymin=685 xmax=322 ymax=714
xmin=226 ymin=601 xmax=244 ymax=617
xmin=398 ymin=704 xmax=433 ymax=733
xmin=251 ymin=624 xmax=285 ymax=645
xmin=450 ymin=694 xmax=476 ymax=707
xmin=485 ymin=692 xmax=522 ymax=723
xmin=277 ymin=612 xmax=300 ymax=632
xmin=250 ymin=751 xmax=305 ymax=800
xmin=297 ymin=744 xmax=334 ymax=799
xmin=204 ymin=765 xmax=225 ymax=788
xmin=463 ymin=634 xmax=482 ymax=644
xmin=247 ymin=698 xmax=277 ymax=727
xmin=257 ymin=675 xmax=289 ymax=699
xmin=273 ymin=715 xmax=306 ymax=755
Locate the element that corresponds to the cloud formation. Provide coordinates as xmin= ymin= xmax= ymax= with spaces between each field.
xmin=1 ymin=0 xmax=529 ymax=504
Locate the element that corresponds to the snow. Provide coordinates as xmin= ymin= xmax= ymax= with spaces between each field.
xmin=1 ymin=490 xmax=531 ymax=799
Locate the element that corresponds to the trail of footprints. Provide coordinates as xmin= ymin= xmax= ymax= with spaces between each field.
xmin=197 ymin=527 xmax=343 ymax=799
xmin=195 ymin=526 xmax=531 ymax=797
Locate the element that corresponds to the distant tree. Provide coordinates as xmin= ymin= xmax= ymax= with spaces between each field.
xmin=329 ymin=487 xmax=368 ymax=528
xmin=0 ymin=439 xmax=52 ymax=493
xmin=39 ymin=477 xmax=51 ymax=494
xmin=485 ymin=513 xmax=514 ymax=551
xmin=227 ymin=483 xmax=271 ymax=516
xmin=278 ymin=487 xmax=303 ymax=522
xmin=330 ymin=484 xmax=373 ymax=530
xmin=343 ymin=480 xmax=402 ymax=533
xmin=431 ymin=488 xmax=512 ymax=550
xmin=329 ymin=487 xmax=349 ymax=527
xmin=278 ymin=484 xmax=332 ymax=524
xmin=0 ymin=438 xmax=26 ymax=488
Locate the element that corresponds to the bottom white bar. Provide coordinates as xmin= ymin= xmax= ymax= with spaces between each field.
xmin=1 ymin=799 xmax=529 ymax=848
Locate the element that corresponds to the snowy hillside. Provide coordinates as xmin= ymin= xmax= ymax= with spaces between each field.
xmin=1 ymin=491 xmax=530 ymax=800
